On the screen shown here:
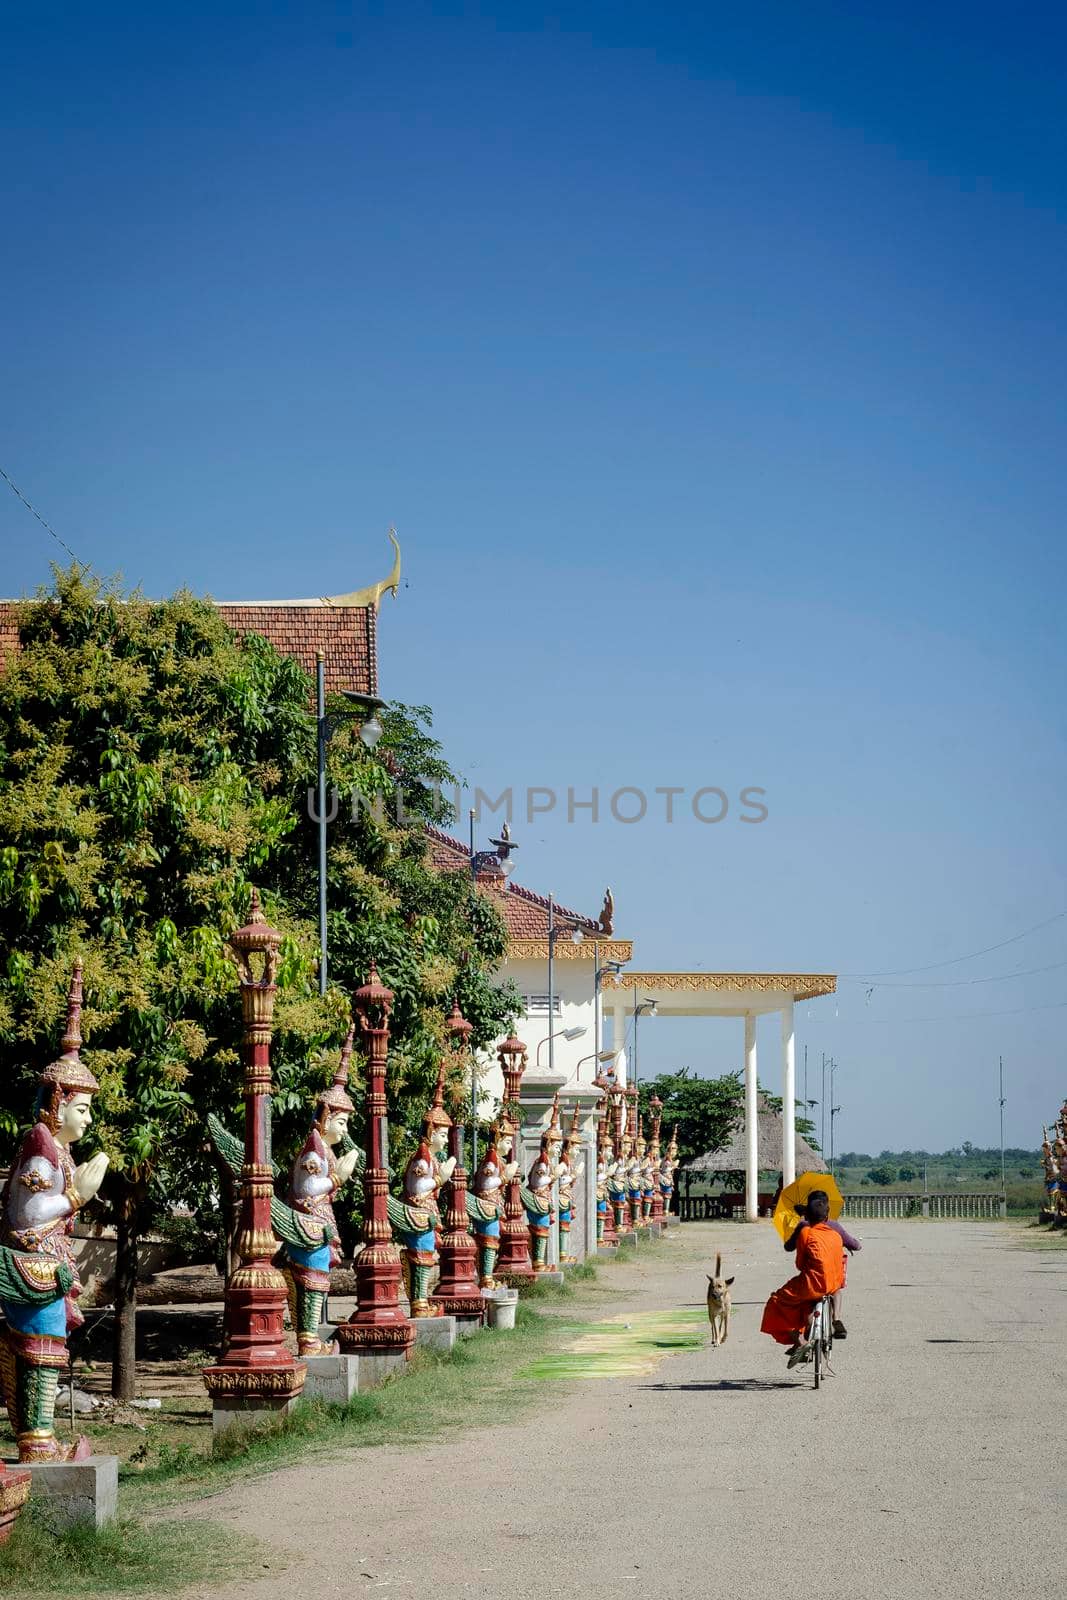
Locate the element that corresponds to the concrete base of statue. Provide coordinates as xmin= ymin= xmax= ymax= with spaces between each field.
xmin=412 ymin=1315 xmax=456 ymax=1354
xmin=353 ymin=1351 xmax=409 ymax=1390
xmin=211 ymin=1393 xmax=302 ymax=1437
xmin=648 ymin=1221 xmax=664 ymax=1237
xmin=597 ymin=1242 xmax=618 ymax=1255
xmin=303 ymin=1353 xmax=360 ymax=1404
xmin=24 ymin=1455 xmax=118 ymax=1529
xmin=454 ymin=1313 xmax=483 ymax=1338
xmin=529 ymin=1269 xmax=565 ymax=1288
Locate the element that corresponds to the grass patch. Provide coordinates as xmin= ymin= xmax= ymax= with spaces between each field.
xmin=1003 ymin=1223 xmax=1067 ymax=1252
xmin=127 ymin=1299 xmax=587 ymax=1507
xmin=0 ymin=1503 xmax=264 ymax=1597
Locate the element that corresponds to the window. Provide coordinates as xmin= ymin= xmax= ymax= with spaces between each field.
xmin=522 ymin=993 xmax=561 ymax=1017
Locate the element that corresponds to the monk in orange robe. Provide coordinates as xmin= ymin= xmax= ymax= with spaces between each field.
xmin=760 ymin=1190 xmax=845 ymax=1362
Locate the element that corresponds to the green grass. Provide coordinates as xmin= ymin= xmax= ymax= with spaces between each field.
xmin=1003 ymin=1222 xmax=1067 ymax=1252
xmin=126 ymin=1300 xmax=588 ymax=1507
xmin=0 ymin=1503 xmax=264 ymax=1597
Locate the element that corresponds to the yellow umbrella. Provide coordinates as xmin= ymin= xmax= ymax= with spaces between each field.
xmin=772 ymin=1172 xmax=844 ymax=1242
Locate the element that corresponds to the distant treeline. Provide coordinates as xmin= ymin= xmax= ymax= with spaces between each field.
xmin=835 ymin=1144 xmax=1040 ymax=1190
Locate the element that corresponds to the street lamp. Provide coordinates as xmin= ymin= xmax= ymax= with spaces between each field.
xmin=575 ymin=1047 xmax=621 ymax=1078
xmin=593 ymin=951 xmax=627 ymax=1062
xmin=316 ymin=651 xmax=387 ymax=995
xmin=535 ymin=1025 xmax=586 ymax=1069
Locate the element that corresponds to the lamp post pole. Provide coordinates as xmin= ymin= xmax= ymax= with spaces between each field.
xmin=203 ymin=890 xmax=305 ymax=1424
xmin=317 ymin=654 xmax=329 ymax=996
xmin=548 ymin=896 xmax=555 ymax=1077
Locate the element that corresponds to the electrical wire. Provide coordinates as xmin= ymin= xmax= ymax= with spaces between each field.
xmin=805 ymin=997 xmax=1067 ymax=1024
xmin=837 ymin=908 xmax=1066 ymax=978
xmin=847 ymin=956 xmax=1067 ymax=989
xmin=0 ymin=465 xmax=87 ymax=569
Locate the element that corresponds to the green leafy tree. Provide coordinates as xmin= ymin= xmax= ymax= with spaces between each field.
xmin=0 ymin=567 xmax=517 ymax=1396
xmin=898 ymin=1165 xmax=917 ymax=1184
xmin=637 ymin=1068 xmax=743 ymax=1170
xmin=867 ymin=1161 xmax=897 ymax=1186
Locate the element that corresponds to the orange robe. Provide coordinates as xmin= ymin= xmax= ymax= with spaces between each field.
xmin=760 ymin=1222 xmax=846 ymax=1346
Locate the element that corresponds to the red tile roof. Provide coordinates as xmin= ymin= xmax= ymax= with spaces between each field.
xmin=0 ymin=599 xmax=376 ymax=698
xmin=425 ymin=825 xmax=604 ymax=941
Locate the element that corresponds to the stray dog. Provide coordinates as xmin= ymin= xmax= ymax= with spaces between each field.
xmin=706 ymin=1254 xmax=734 ymax=1346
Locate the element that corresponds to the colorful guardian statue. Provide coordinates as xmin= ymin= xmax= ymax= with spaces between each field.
xmin=1042 ymin=1127 xmax=1058 ymax=1218
xmin=388 ymin=1065 xmax=456 ymax=1315
xmin=557 ymin=1104 xmax=585 ymax=1265
xmin=626 ymin=1100 xmax=645 ymax=1229
xmin=659 ymin=1125 xmax=679 ymax=1218
xmin=638 ymin=1118 xmax=656 ymax=1223
xmin=609 ymin=1091 xmax=631 ymax=1233
xmin=0 ymin=962 xmax=108 ymax=1463
xmin=522 ymin=1097 xmax=564 ymax=1272
xmin=467 ymin=1125 xmax=513 ymax=1287
xmin=280 ymin=1028 xmax=362 ymax=1355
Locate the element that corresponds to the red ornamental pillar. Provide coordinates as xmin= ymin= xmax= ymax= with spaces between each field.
xmin=336 ymin=965 xmax=415 ymax=1356
xmin=204 ymin=891 xmax=305 ymax=1413
xmin=494 ymin=1033 xmax=536 ymax=1283
xmin=431 ymin=1003 xmax=484 ymax=1318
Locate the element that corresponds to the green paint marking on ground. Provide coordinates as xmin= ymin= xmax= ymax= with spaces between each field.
xmin=520 ymin=1306 xmax=709 ymax=1381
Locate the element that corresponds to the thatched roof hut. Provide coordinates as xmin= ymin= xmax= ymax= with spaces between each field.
xmin=682 ymin=1095 xmax=826 ymax=1177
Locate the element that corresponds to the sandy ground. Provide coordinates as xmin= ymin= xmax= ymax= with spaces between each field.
xmin=155 ymin=1221 xmax=1065 ymax=1600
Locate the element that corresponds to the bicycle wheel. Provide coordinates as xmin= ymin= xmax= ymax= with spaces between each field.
xmin=813 ymin=1310 xmax=822 ymax=1389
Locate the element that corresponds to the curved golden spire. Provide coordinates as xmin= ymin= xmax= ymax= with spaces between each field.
xmin=325 ymin=528 xmax=401 ymax=611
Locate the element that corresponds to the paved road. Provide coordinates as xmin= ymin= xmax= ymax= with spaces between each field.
xmin=164 ymin=1221 xmax=1064 ymax=1600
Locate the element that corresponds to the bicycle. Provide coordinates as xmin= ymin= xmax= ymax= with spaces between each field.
xmin=807 ymin=1294 xmax=835 ymax=1389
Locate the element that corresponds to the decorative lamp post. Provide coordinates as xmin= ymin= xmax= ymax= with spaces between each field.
xmin=649 ymin=1095 xmax=665 ymax=1222
xmin=203 ymin=890 xmax=306 ymax=1424
xmin=431 ymin=1002 xmax=484 ymax=1320
xmin=335 ymin=965 xmax=415 ymax=1358
xmin=593 ymin=1074 xmax=619 ymax=1247
xmin=495 ymin=1032 xmax=536 ymax=1283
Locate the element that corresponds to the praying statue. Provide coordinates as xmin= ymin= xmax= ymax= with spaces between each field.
xmin=521 ymin=1097 xmax=564 ymax=1272
xmin=388 ymin=1064 xmax=456 ymax=1315
xmin=467 ymin=1124 xmax=517 ymax=1287
xmin=0 ymin=963 xmax=109 ymax=1462
xmin=556 ymin=1104 xmax=585 ymax=1265
xmin=279 ymin=1028 xmax=363 ymax=1354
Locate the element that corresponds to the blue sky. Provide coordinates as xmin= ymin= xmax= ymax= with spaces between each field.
xmin=2 ymin=1 xmax=1065 ymax=1152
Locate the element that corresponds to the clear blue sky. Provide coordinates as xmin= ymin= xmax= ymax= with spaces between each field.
xmin=3 ymin=2 xmax=1065 ymax=1154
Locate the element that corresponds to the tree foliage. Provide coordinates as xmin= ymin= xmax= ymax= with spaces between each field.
xmin=0 ymin=566 xmax=519 ymax=1246
xmin=636 ymin=1068 xmax=743 ymax=1169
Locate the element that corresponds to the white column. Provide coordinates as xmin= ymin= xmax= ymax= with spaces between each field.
xmin=781 ymin=996 xmax=796 ymax=1189
xmin=744 ymin=1013 xmax=758 ymax=1222
xmin=612 ymin=1005 xmax=626 ymax=1085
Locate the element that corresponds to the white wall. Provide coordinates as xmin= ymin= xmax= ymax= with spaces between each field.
xmin=476 ymin=956 xmax=600 ymax=1113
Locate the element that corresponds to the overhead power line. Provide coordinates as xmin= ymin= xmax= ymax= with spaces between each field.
xmin=806 ymin=997 xmax=1067 ymax=1025
xmin=838 ymin=909 xmax=1067 ymax=978
xmin=0 ymin=464 xmax=87 ymax=569
xmin=845 ymin=956 xmax=1067 ymax=989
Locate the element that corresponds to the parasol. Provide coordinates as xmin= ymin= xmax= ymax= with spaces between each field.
xmin=773 ymin=1171 xmax=844 ymax=1242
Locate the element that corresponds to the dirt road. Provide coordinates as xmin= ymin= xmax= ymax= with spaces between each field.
xmin=162 ymin=1220 xmax=1064 ymax=1600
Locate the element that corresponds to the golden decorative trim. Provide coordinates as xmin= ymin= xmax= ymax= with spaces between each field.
xmin=597 ymin=971 xmax=837 ymax=999
xmin=0 ymin=1473 xmax=30 ymax=1515
xmin=506 ymin=940 xmax=633 ymax=963
xmin=229 ymin=1265 xmax=288 ymax=1292
xmin=202 ymin=1365 xmax=306 ymax=1397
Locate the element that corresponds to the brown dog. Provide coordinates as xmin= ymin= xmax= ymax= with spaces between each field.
xmin=706 ymin=1254 xmax=734 ymax=1346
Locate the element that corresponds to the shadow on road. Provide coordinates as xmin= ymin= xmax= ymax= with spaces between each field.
xmin=640 ymin=1378 xmax=797 ymax=1392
